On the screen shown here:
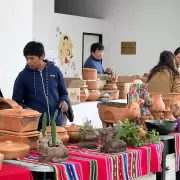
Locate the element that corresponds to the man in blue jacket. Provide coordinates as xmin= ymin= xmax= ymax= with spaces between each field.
xmin=12 ymin=41 xmax=69 ymax=130
xmin=83 ymin=42 xmax=113 ymax=74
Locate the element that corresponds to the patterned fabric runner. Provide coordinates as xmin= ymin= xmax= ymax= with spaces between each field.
xmin=17 ymin=142 xmax=163 ymax=180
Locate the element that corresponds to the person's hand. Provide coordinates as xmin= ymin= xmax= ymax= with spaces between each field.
xmin=105 ymin=68 xmax=114 ymax=75
xmin=59 ymin=100 xmax=68 ymax=112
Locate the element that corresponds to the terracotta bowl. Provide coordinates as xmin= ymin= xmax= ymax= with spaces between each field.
xmin=64 ymin=123 xmax=81 ymax=142
xmin=0 ymin=141 xmax=30 ymax=160
xmin=87 ymin=90 xmax=101 ymax=101
xmin=46 ymin=126 xmax=69 ymax=144
xmin=82 ymin=68 xmax=97 ymax=80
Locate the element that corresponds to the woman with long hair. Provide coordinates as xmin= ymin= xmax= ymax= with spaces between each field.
xmin=147 ymin=50 xmax=180 ymax=95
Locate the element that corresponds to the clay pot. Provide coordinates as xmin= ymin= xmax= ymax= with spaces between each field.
xmin=0 ymin=141 xmax=30 ymax=160
xmin=0 ymin=109 xmax=41 ymax=132
xmin=98 ymin=102 xmax=141 ymax=123
xmin=87 ymin=90 xmax=101 ymax=101
xmin=151 ymin=112 xmax=164 ymax=120
xmin=162 ymin=97 xmax=171 ymax=111
xmin=163 ymin=111 xmax=175 ymax=120
xmin=149 ymin=93 xmax=165 ymax=112
xmin=82 ymin=68 xmax=97 ymax=80
xmin=169 ymin=93 xmax=180 ymax=105
xmin=87 ymin=79 xmax=100 ymax=90
xmin=0 ymin=130 xmax=39 ymax=150
xmin=0 ymin=153 xmax=4 ymax=170
xmin=64 ymin=123 xmax=81 ymax=142
xmin=80 ymin=87 xmax=89 ymax=102
xmin=0 ymin=98 xmax=22 ymax=110
xmin=104 ymin=83 xmax=117 ymax=90
xmin=46 ymin=126 xmax=69 ymax=144
xmin=110 ymin=90 xmax=119 ymax=100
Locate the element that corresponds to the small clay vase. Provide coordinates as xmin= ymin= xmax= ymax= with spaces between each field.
xmin=80 ymin=86 xmax=89 ymax=102
xmin=162 ymin=97 xmax=171 ymax=111
xmin=87 ymin=90 xmax=101 ymax=101
xmin=169 ymin=93 xmax=180 ymax=105
xmin=46 ymin=126 xmax=69 ymax=144
xmin=64 ymin=123 xmax=81 ymax=143
xmin=82 ymin=68 xmax=97 ymax=80
xmin=149 ymin=93 xmax=165 ymax=112
xmin=87 ymin=79 xmax=100 ymax=90
xmin=163 ymin=110 xmax=175 ymax=120
xmin=104 ymin=83 xmax=117 ymax=90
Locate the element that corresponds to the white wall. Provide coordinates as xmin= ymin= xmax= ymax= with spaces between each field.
xmin=0 ymin=0 xmax=33 ymax=98
xmin=103 ymin=0 xmax=180 ymax=75
xmin=33 ymin=0 xmax=107 ymax=77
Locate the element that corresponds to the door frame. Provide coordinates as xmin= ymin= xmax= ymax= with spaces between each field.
xmin=82 ymin=32 xmax=103 ymax=69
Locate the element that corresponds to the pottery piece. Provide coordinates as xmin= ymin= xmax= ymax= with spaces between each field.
xmin=45 ymin=126 xmax=69 ymax=144
xmin=163 ymin=111 xmax=175 ymax=120
xmin=163 ymin=97 xmax=171 ymax=111
xmin=87 ymin=90 xmax=101 ymax=101
xmin=82 ymin=68 xmax=97 ymax=80
xmin=169 ymin=93 xmax=180 ymax=105
xmin=98 ymin=101 xmax=141 ymax=123
xmin=0 ymin=130 xmax=39 ymax=149
xmin=87 ymin=79 xmax=100 ymax=90
xmin=80 ymin=87 xmax=89 ymax=102
xmin=110 ymin=90 xmax=119 ymax=100
xmin=0 ymin=98 xmax=22 ymax=110
xmin=0 ymin=109 xmax=41 ymax=132
xmin=0 ymin=141 xmax=30 ymax=159
xmin=0 ymin=153 xmax=4 ymax=170
xmin=104 ymin=83 xmax=117 ymax=90
xmin=64 ymin=123 xmax=81 ymax=142
xmin=149 ymin=93 xmax=165 ymax=112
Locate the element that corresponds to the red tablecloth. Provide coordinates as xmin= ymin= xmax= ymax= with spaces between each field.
xmin=0 ymin=164 xmax=33 ymax=180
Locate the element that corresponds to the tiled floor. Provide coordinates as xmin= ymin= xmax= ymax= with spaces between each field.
xmin=135 ymin=154 xmax=175 ymax=180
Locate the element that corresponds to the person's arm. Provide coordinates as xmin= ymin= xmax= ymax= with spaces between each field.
xmin=57 ymin=68 xmax=69 ymax=104
xmin=172 ymin=76 xmax=180 ymax=93
xmin=12 ymin=73 xmax=29 ymax=109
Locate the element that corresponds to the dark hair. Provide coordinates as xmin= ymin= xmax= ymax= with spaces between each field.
xmin=174 ymin=47 xmax=180 ymax=56
xmin=64 ymin=36 xmax=68 ymax=40
xmin=147 ymin=50 xmax=179 ymax=82
xmin=23 ymin=41 xmax=45 ymax=57
xmin=91 ymin=43 xmax=104 ymax=53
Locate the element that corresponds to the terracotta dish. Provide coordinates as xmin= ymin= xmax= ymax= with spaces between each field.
xmin=0 ymin=109 xmax=41 ymax=132
xmin=0 ymin=141 xmax=30 ymax=159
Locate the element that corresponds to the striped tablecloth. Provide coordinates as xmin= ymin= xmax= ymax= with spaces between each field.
xmin=17 ymin=142 xmax=163 ymax=180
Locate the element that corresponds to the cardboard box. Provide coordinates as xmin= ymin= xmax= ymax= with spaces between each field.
xmin=67 ymin=88 xmax=80 ymax=104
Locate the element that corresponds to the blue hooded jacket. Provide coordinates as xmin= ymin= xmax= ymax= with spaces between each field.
xmin=12 ymin=60 xmax=69 ymax=130
xmin=83 ymin=55 xmax=104 ymax=74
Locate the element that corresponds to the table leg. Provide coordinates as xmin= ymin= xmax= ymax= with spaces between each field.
xmin=156 ymin=140 xmax=167 ymax=180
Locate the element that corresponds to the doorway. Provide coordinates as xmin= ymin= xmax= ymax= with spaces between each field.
xmin=82 ymin=33 xmax=103 ymax=68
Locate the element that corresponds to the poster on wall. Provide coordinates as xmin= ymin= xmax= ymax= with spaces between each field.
xmin=56 ymin=27 xmax=78 ymax=77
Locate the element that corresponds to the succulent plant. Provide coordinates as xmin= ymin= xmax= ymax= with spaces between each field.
xmin=51 ymin=110 xmax=59 ymax=147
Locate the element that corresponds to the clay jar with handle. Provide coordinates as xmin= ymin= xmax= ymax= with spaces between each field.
xmin=0 ymin=141 xmax=30 ymax=160
xmin=149 ymin=93 xmax=165 ymax=112
xmin=169 ymin=93 xmax=180 ymax=105
xmin=82 ymin=68 xmax=97 ymax=80
xmin=64 ymin=123 xmax=81 ymax=143
xmin=46 ymin=126 xmax=69 ymax=144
